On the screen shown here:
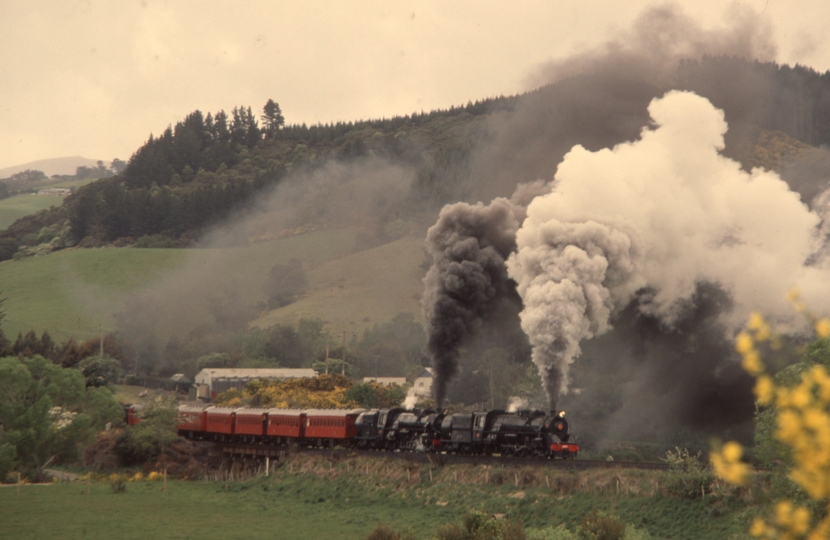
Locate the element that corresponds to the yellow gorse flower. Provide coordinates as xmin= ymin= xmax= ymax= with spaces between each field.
xmin=716 ymin=305 xmax=830 ymax=539
xmin=710 ymin=441 xmax=749 ymax=485
xmin=754 ymin=376 xmax=774 ymax=406
xmin=736 ymin=331 xmax=755 ymax=355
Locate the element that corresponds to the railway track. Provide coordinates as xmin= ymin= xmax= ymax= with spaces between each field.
xmin=211 ymin=442 xmax=670 ymax=471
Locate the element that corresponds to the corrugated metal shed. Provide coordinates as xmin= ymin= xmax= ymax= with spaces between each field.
xmin=194 ymin=368 xmax=317 ymax=399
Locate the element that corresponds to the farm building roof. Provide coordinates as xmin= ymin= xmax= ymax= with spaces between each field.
xmin=195 ymin=368 xmax=316 ymax=383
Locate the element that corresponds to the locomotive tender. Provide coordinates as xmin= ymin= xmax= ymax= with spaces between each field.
xmin=168 ymin=404 xmax=578 ymax=458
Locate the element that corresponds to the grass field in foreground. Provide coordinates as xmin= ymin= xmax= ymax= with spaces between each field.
xmin=1 ymin=455 xmax=763 ymax=540
xmin=0 ymin=193 xmax=65 ymax=230
xmin=0 ymin=478 xmax=455 ymax=540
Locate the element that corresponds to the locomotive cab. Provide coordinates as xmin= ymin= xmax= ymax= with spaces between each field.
xmin=355 ymin=409 xmax=380 ymax=447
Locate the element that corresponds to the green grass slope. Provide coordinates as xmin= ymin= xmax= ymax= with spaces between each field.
xmin=0 ymin=248 xmax=186 ymax=342
xmin=252 ymin=235 xmax=425 ymax=334
xmin=0 ymin=194 xmax=65 ymax=230
xmin=0 ymin=228 xmax=424 ymax=342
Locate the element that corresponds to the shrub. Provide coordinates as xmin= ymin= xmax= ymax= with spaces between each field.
xmin=526 ymin=527 xmax=577 ymax=540
xmin=78 ymin=355 xmax=122 ymax=387
xmin=435 ymin=511 xmax=526 ymax=540
xmin=109 ymin=473 xmax=127 ymax=493
xmin=113 ymin=396 xmax=177 ymax=465
xmin=577 ymin=511 xmax=625 ymax=540
xmin=660 ymin=447 xmax=713 ymax=500
xmin=0 ymin=443 xmax=16 ymax=483
xmin=365 ymin=524 xmax=416 ymax=540
xmin=712 ymin=305 xmax=830 ymax=537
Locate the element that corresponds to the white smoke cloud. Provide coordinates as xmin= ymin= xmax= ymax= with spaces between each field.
xmin=506 ymin=396 xmax=529 ymax=413
xmin=508 ymin=90 xmax=829 ymax=407
xmin=403 ymin=387 xmax=419 ymax=409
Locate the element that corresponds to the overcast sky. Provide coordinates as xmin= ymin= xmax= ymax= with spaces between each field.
xmin=1 ymin=0 xmax=828 ymax=171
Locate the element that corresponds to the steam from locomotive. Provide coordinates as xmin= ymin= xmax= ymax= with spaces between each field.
xmin=510 ymin=90 xmax=828 ymax=408
xmin=424 ymin=89 xmax=830 ymax=411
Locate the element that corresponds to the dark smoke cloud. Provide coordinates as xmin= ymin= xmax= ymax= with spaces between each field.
xmin=465 ymin=3 xmax=778 ymax=205
xmin=528 ymin=3 xmax=776 ymax=89
xmin=779 ymin=147 xmax=830 ymax=206
xmin=421 ymin=198 xmax=524 ymax=408
xmin=557 ymin=282 xmax=758 ymax=452
xmin=579 ymin=283 xmax=754 ymax=434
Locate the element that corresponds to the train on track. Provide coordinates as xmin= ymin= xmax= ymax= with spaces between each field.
xmin=126 ymin=404 xmax=579 ymax=459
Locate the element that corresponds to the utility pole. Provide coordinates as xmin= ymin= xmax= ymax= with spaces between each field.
xmin=324 ymin=343 xmax=330 ymax=375
xmin=99 ymin=324 xmax=104 ymax=358
xmin=341 ymin=330 xmax=346 ymax=376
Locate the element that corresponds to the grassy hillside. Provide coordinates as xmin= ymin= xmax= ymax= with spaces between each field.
xmin=0 ymin=247 xmax=186 ymax=341
xmin=253 ymin=235 xmax=425 ymax=334
xmin=0 ymin=156 xmax=99 ymax=177
xmin=0 ymin=228 xmax=424 ymax=342
xmin=0 ymin=194 xmax=65 ymax=230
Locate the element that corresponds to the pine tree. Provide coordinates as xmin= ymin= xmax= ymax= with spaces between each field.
xmin=262 ymin=99 xmax=285 ymax=139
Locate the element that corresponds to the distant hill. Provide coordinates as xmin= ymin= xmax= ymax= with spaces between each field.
xmin=0 ymin=56 xmax=828 ymax=266
xmin=0 ymin=156 xmax=99 ymax=178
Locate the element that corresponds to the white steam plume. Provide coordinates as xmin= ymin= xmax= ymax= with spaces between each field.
xmin=506 ymin=396 xmax=529 ymax=413
xmin=508 ymin=90 xmax=829 ymax=411
xmin=403 ymin=387 xmax=419 ymax=410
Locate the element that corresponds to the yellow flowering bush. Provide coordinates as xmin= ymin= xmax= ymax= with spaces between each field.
xmin=712 ymin=292 xmax=830 ymax=539
xmin=215 ymin=374 xmax=358 ymax=409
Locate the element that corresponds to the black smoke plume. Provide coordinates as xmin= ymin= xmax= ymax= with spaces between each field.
xmin=421 ymin=198 xmax=523 ymax=409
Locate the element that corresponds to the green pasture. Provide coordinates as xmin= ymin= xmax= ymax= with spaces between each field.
xmin=47 ymin=177 xmax=97 ymax=190
xmin=0 ymin=478 xmax=453 ymax=540
xmin=0 ymin=248 xmax=186 ymax=342
xmin=0 ymin=463 xmax=761 ymax=540
xmin=110 ymin=384 xmax=174 ymax=405
xmin=0 ymin=228 xmax=424 ymax=342
xmin=252 ymin=235 xmax=425 ymax=334
xmin=0 ymin=194 xmax=65 ymax=230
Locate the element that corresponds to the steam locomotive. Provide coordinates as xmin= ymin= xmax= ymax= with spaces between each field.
xmin=168 ymin=404 xmax=578 ymax=458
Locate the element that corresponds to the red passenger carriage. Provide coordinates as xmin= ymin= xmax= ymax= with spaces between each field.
xmin=204 ymin=407 xmax=236 ymax=439
xmin=233 ymin=408 xmax=269 ymax=441
xmin=303 ymin=409 xmax=364 ymax=443
xmin=177 ymin=404 xmax=208 ymax=437
xmin=266 ymin=409 xmax=306 ymax=442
